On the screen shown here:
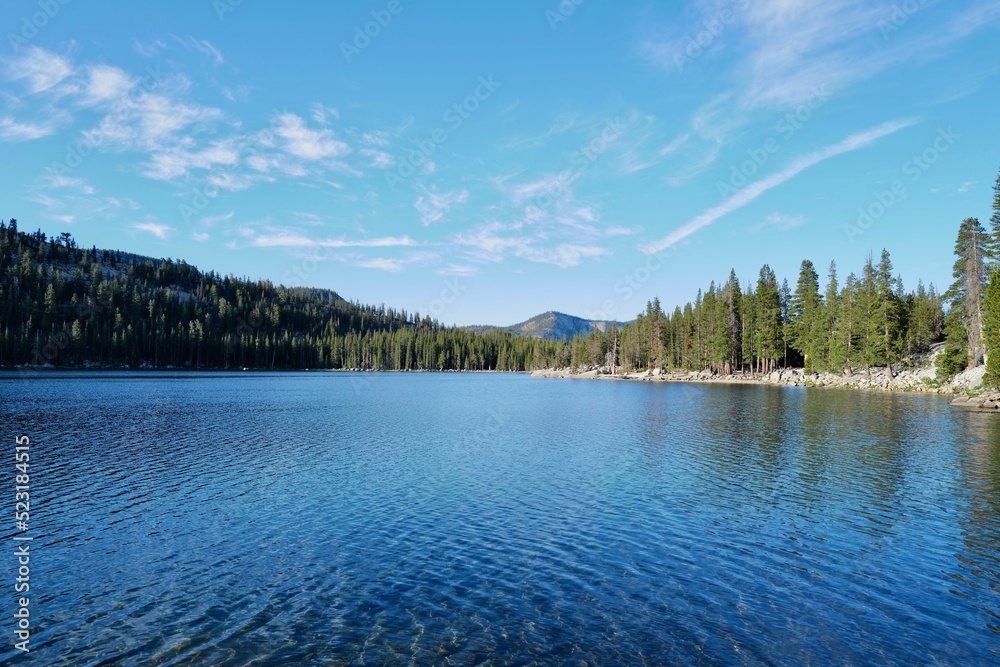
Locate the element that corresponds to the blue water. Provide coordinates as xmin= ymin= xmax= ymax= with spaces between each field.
xmin=1 ymin=372 xmax=999 ymax=665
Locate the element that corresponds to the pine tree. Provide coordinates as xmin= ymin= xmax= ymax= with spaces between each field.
xmin=755 ymin=265 xmax=783 ymax=373
xmin=741 ymin=284 xmax=756 ymax=374
xmin=822 ymin=261 xmax=842 ymax=371
xmin=983 ymin=269 xmax=1000 ymax=387
xmin=944 ymin=217 xmax=989 ymax=367
xmin=937 ymin=309 xmax=969 ymax=381
xmin=722 ymin=270 xmax=742 ymax=374
xmin=988 ymin=166 xmax=1000 ymax=262
xmin=905 ymin=281 xmax=943 ymax=355
xmin=789 ymin=260 xmax=822 ymax=372
xmin=867 ymin=249 xmax=903 ymax=376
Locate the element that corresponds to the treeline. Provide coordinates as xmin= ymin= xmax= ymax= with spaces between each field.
xmin=0 ymin=220 xmax=565 ymax=371
xmin=568 ymin=251 xmax=943 ymax=378
xmin=569 ymin=166 xmax=1000 ymax=385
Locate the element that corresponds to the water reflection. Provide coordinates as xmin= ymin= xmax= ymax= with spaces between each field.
xmin=0 ymin=372 xmax=997 ymax=665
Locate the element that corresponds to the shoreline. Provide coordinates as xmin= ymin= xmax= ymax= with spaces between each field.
xmin=530 ymin=366 xmax=962 ymax=395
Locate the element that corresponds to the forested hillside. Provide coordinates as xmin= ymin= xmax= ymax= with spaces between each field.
xmin=0 ymin=220 xmax=566 ymax=371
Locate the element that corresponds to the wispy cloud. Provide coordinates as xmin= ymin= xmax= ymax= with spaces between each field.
xmin=132 ymin=221 xmax=174 ymax=239
xmin=357 ymin=252 xmax=438 ymax=273
xmin=749 ymin=212 xmax=806 ymax=233
xmin=173 ymin=36 xmax=225 ymax=65
xmin=43 ymin=174 xmax=95 ymax=194
xmin=437 ymin=264 xmax=479 ymax=277
xmin=414 ymin=188 xmax=469 ymax=226
xmin=3 ymin=46 xmax=73 ymax=94
xmin=142 ymin=140 xmax=240 ymax=180
xmin=0 ymin=117 xmax=52 ymax=141
xmin=81 ymin=65 xmax=136 ymax=106
xmin=659 ymin=133 xmax=690 ymax=156
xmin=643 ymin=118 xmax=917 ymax=254
xmin=92 ymin=91 xmax=224 ymax=152
xmin=251 ymin=232 xmax=418 ymax=249
xmin=268 ymin=112 xmax=351 ymax=161
xmin=133 ymin=39 xmax=166 ymax=58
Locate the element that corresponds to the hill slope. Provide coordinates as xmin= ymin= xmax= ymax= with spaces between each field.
xmin=468 ymin=311 xmax=627 ymax=341
xmin=0 ymin=222 xmax=566 ymax=371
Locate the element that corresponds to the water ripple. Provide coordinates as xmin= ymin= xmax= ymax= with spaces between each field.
xmin=1 ymin=373 xmax=999 ymax=665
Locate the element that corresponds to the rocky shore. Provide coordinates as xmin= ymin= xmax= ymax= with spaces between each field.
xmin=531 ymin=358 xmax=991 ymax=402
xmin=949 ymin=393 xmax=1000 ymax=411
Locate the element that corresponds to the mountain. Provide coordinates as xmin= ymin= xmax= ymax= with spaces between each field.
xmin=469 ymin=311 xmax=627 ymax=341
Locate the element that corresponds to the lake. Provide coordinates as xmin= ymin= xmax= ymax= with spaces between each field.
xmin=1 ymin=372 xmax=998 ymax=665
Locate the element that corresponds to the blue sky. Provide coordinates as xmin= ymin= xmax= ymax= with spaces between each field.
xmin=1 ymin=0 xmax=998 ymax=326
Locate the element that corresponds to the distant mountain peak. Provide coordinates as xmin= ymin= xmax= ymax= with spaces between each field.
xmin=468 ymin=311 xmax=627 ymax=341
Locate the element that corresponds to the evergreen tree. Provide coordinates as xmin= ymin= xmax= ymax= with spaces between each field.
xmin=988 ymin=166 xmax=1000 ymax=262
xmin=944 ymin=217 xmax=989 ymax=367
xmin=789 ymin=260 xmax=822 ymax=372
xmin=822 ymin=261 xmax=842 ymax=371
xmin=755 ymin=265 xmax=783 ymax=373
xmin=937 ymin=309 xmax=970 ymax=381
xmin=983 ymin=269 xmax=1000 ymax=388
xmin=867 ymin=249 xmax=903 ymax=376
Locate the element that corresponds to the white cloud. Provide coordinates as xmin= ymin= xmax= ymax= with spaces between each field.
xmin=519 ymin=243 xmax=608 ymax=268
xmin=251 ymin=232 xmax=418 ymax=249
xmin=749 ymin=212 xmax=806 ymax=233
xmin=270 ymin=112 xmax=351 ymax=161
xmin=132 ymin=221 xmax=174 ymax=239
xmin=3 ymin=47 xmax=73 ymax=94
xmin=454 ymin=222 xmax=529 ymax=262
xmin=174 ymin=36 xmax=225 ymax=65
xmin=508 ymin=172 xmax=576 ymax=207
xmin=142 ymin=141 xmax=239 ymax=180
xmin=0 ymin=117 xmax=52 ymax=141
xmin=310 ymin=104 xmax=339 ymax=125
xmin=357 ymin=258 xmax=407 ymax=272
xmin=44 ymin=174 xmax=95 ymax=194
xmin=93 ymin=92 xmax=224 ymax=152
xmin=357 ymin=252 xmax=437 ymax=272
xmin=437 ymin=264 xmax=479 ymax=277
xmin=81 ymin=65 xmax=136 ymax=105
xmin=644 ymin=118 xmax=917 ymax=254
xmin=414 ymin=188 xmax=469 ymax=225
xmin=643 ymin=0 xmax=1000 ymax=112
xmin=133 ymin=39 xmax=167 ymax=57
xmin=660 ymin=133 xmax=690 ymax=156
xmin=360 ymin=130 xmax=390 ymax=146
xmin=361 ymin=148 xmax=393 ymax=169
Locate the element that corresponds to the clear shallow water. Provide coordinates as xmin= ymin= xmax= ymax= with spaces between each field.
xmin=1 ymin=372 xmax=999 ymax=666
